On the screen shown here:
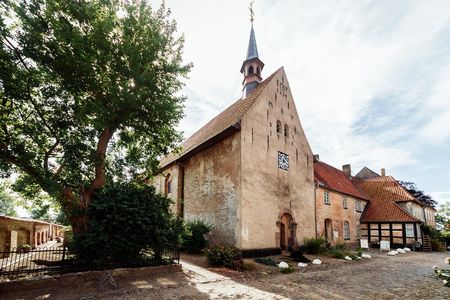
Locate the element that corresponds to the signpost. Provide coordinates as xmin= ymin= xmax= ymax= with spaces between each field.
xmin=380 ymin=240 xmax=390 ymax=252
xmin=360 ymin=239 xmax=369 ymax=250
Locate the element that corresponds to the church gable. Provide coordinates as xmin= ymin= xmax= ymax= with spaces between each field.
xmin=237 ymin=68 xmax=316 ymax=249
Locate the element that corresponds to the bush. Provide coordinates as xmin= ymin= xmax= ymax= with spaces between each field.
xmin=73 ymin=183 xmax=183 ymax=267
xmin=303 ymin=237 xmax=325 ymax=254
xmin=329 ymin=248 xmax=346 ymax=259
xmin=290 ymin=247 xmax=310 ymax=263
xmin=356 ymin=247 xmax=363 ymax=257
xmin=181 ymin=219 xmax=212 ymax=253
xmin=280 ymin=266 xmax=295 ymax=274
xmin=254 ymin=257 xmax=277 ymax=266
xmin=431 ymin=239 xmax=445 ymax=252
xmin=206 ymin=244 xmax=241 ymax=268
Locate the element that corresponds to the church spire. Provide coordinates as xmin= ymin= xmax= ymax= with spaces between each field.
xmin=240 ymin=1 xmax=264 ymax=98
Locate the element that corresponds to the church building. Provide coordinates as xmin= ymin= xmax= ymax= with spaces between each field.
xmin=153 ymin=22 xmax=316 ymax=255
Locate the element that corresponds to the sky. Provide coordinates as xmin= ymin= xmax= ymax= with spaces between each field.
xmin=149 ymin=0 xmax=450 ymax=208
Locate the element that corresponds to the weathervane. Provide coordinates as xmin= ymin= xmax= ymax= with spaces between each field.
xmin=249 ymin=1 xmax=255 ymax=24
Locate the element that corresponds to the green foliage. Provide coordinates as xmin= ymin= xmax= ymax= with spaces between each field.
xmin=280 ymin=266 xmax=295 ymax=274
xmin=437 ymin=201 xmax=450 ymax=229
xmin=254 ymin=257 xmax=277 ymax=266
xmin=431 ymin=239 xmax=445 ymax=252
xmin=290 ymin=247 xmax=310 ymax=263
xmin=303 ymin=237 xmax=326 ymax=254
xmin=422 ymin=224 xmax=442 ymax=240
xmin=73 ymin=183 xmax=183 ymax=266
xmin=62 ymin=227 xmax=73 ymax=246
xmin=0 ymin=181 xmax=17 ymax=216
xmin=329 ymin=248 xmax=346 ymax=259
xmin=356 ymin=247 xmax=363 ymax=257
xmin=0 ymin=0 xmax=191 ymax=217
xmin=181 ymin=219 xmax=212 ymax=253
xmin=206 ymin=244 xmax=241 ymax=268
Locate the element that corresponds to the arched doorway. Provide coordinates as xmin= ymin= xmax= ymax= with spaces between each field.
xmin=279 ymin=213 xmax=294 ymax=250
xmin=324 ymin=219 xmax=333 ymax=242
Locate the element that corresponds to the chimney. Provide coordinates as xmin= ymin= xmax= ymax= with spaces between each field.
xmin=342 ymin=164 xmax=351 ymax=177
xmin=313 ymin=154 xmax=320 ymax=162
xmin=381 ymin=168 xmax=386 ymax=176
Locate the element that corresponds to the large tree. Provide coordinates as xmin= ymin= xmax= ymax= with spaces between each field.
xmin=0 ymin=0 xmax=190 ymax=233
xmin=0 ymin=181 xmax=17 ymax=216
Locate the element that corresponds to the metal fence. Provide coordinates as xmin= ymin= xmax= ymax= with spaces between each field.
xmin=0 ymin=245 xmax=180 ymax=282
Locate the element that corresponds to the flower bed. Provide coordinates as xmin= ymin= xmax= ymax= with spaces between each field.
xmin=433 ymin=257 xmax=450 ymax=287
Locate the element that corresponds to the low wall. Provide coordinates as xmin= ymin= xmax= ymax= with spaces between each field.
xmin=0 ymin=264 xmax=182 ymax=294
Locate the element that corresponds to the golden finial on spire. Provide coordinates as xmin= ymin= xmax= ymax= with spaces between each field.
xmin=249 ymin=1 xmax=255 ymax=24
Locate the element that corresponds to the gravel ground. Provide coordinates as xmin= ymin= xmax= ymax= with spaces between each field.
xmin=3 ymin=251 xmax=450 ymax=299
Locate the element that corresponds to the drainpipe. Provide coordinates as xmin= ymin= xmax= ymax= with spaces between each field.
xmin=314 ymin=181 xmax=318 ymax=238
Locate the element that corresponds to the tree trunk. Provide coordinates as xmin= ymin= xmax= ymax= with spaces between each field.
xmin=61 ymin=127 xmax=116 ymax=235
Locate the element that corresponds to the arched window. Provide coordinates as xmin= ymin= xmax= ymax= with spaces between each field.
xmin=164 ymin=174 xmax=172 ymax=195
xmin=276 ymin=120 xmax=282 ymax=135
xmin=344 ymin=221 xmax=350 ymax=240
xmin=248 ymin=66 xmax=254 ymax=75
xmin=284 ymin=124 xmax=289 ymax=138
xmin=257 ymin=67 xmax=260 ymax=75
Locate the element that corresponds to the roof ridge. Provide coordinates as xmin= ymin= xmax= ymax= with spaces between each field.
xmin=159 ymin=68 xmax=282 ymax=169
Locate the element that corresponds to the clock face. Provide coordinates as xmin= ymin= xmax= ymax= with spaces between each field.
xmin=278 ymin=151 xmax=289 ymax=170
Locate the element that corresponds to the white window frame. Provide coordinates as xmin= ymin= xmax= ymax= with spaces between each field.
xmin=355 ymin=200 xmax=362 ymax=212
xmin=342 ymin=196 xmax=348 ymax=209
xmin=324 ymin=191 xmax=330 ymax=205
xmin=344 ymin=222 xmax=350 ymax=240
xmin=405 ymin=223 xmax=414 ymax=237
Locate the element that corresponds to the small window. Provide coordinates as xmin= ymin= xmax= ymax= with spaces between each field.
xmin=167 ymin=180 xmax=172 ymax=194
xmin=342 ymin=196 xmax=348 ymax=209
xmin=405 ymin=224 xmax=414 ymax=237
xmin=248 ymin=66 xmax=254 ymax=75
xmin=164 ymin=174 xmax=172 ymax=195
xmin=355 ymin=200 xmax=362 ymax=212
xmin=324 ymin=191 xmax=330 ymax=205
xmin=276 ymin=120 xmax=282 ymax=135
xmin=284 ymin=124 xmax=289 ymax=138
xmin=344 ymin=222 xmax=350 ymax=240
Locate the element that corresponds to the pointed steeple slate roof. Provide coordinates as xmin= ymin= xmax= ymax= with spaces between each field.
xmin=246 ymin=25 xmax=259 ymax=60
xmin=240 ymin=25 xmax=264 ymax=73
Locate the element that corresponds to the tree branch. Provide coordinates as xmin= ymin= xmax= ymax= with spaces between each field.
xmin=89 ymin=127 xmax=115 ymax=191
xmin=44 ymin=138 xmax=60 ymax=172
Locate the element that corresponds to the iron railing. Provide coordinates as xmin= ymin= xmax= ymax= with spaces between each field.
xmin=0 ymin=245 xmax=180 ymax=282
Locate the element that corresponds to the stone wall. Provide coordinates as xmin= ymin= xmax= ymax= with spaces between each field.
xmin=239 ymin=68 xmax=316 ymax=250
xmin=182 ymin=133 xmax=241 ymax=246
xmin=0 ymin=217 xmax=64 ymax=255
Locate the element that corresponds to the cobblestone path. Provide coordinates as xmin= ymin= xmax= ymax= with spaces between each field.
xmin=104 ymin=252 xmax=450 ymax=300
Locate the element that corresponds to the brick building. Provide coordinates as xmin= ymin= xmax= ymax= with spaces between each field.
xmin=355 ymin=168 xmax=436 ymax=248
xmin=0 ymin=216 xmax=63 ymax=256
xmin=314 ymin=157 xmax=369 ymax=246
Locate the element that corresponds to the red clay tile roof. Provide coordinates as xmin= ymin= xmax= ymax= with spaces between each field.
xmin=160 ymin=68 xmax=282 ymax=169
xmin=314 ymin=160 xmax=370 ymax=201
xmin=356 ymin=176 xmax=421 ymax=223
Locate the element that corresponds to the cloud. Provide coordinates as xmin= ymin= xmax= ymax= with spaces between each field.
xmin=430 ymin=192 xmax=450 ymax=207
xmin=152 ymin=0 xmax=450 ymax=197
